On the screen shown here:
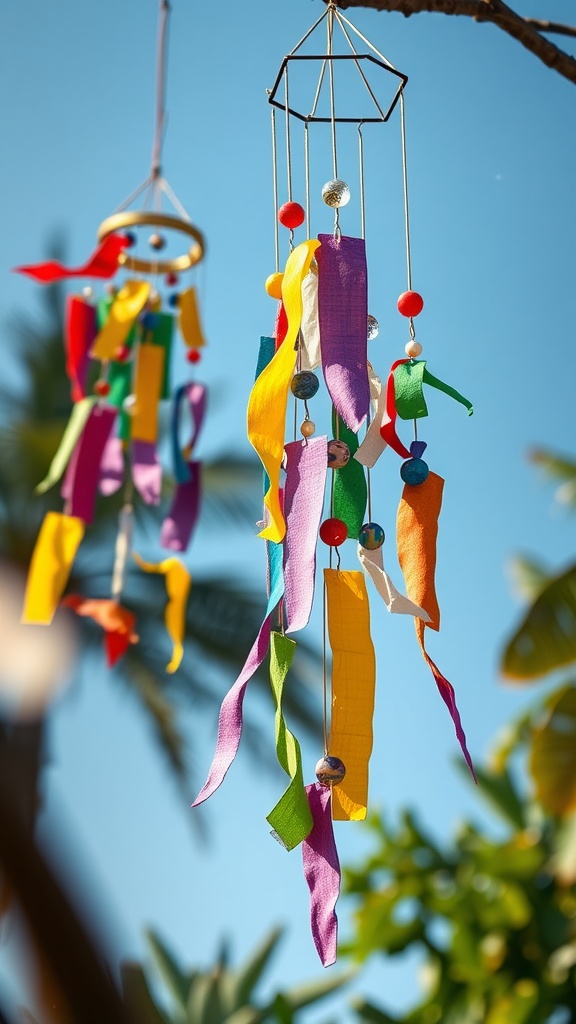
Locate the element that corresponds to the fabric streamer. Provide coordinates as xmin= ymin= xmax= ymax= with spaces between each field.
xmin=331 ymin=412 xmax=367 ymax=540
xmin=131 ymin=343 xmax=165 ymax=444
xmin=132 ymin=440 xmax=162 ymax=505
xmin=14 ymin=234 xmax=129 ymax=284
xmin=132 ymin=554 xmax=191 ymax=673
xmin=324 ymin=569 xmax=376 ymax=821
xmin=355 ymin=365 xmax=387 ymax=469
xmin=178 ymin=286 xmax=206 ymax=349
xmin=35 ymin=397 xmax=97 ymax=495
xmin=283 ymin=437 xmax=327 ymax=633
xmin=170 ymin=382 xmax=207 ymax=484
xmin=160 ymin=461 xmax=201 ymax=552
xmin=357 ymin=544 xmax=430 ymax=620
xmin=61 ymin=595 xmax=138 ymax=667
xmin=302 ymin=783 xmax=340 ymax=968
xmin=300 ymin=268 xmax=321 ymax=370
xmin=147 ymin=312 xmax=174 ymax=399
xmin=317 ymin=234 xmax=369 ymax=433
xmin=422 ymin=366 xmax=473 ymax=416
xmin=247 ymin=239 xmax=320 ymax=543
xmin=98 ymin=436 xmax=125 ymax=496
xmin=62 ymin=404 xmax=117 ymax=524
xmin=266 ymin=632 xmax=314 ymax=851
xmin=379 ymin=358 xmax=412 ymax=459
xmin=22 ymin=512 xmax=85 ymax=625
xmin=273 ymin=302 xmax=288 ymax=349
xmin=65 ymin=296 xmax=96 ymax=402
xmin=91 ymin=280 xmax=151 ymax=361
xmin=394 ymin=360 xmax=473 ymax=420
xmin=255 ymin=337 xmax=276 ymax=381
xmin=396 ymin=472 xmax=475 ymax=778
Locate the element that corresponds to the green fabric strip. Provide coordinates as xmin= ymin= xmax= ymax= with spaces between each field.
xmin=149 ymin=312 xmax=173 ymax=399
xmin=107 ymin=360 xmax=132 ymax=442
xmin=35 ymin=397 xmax=97 ymax=495
xmin=394 ymin=360 xmax=428 ymax=420
xmin=422 ymin=367 xmax=474 ymax=416
xmin=266 ymin=632 xmax=313 ymax=850
xmin=332 ymin=411 xmax=367 ymax=540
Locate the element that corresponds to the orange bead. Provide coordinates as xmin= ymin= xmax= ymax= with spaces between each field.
xmin=265 ymin=272 xmax=284 ymax=299
xmin=94 ymin=379 xmax=110 ymax=397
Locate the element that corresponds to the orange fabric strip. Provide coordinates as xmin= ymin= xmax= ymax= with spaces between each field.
xmin=131 ymin=343 xmax=165 ymax=444
xmin=396 ymin=471 xmax=443 ymax=631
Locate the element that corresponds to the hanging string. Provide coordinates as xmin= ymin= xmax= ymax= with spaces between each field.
xmin=271 ymin=106 xmax=280 ymax=274
xmin=151 ymin=0 xmax=171 ymax=179
xmin=304 ymin=121 xmax=311 ymax=235
xmin=327 ymin=8 xmax=340 ymax=238
xmin=358 ymin=123 xmax=366 ymax=241
xmin=334 ymin=11 xmax=388 ymax=121
xmin=399 ymin=92 xmax=416 ymax=342
xmin=284 ymin=66 xmax=293 ymax=204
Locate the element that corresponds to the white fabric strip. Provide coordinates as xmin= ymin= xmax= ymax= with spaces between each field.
xmin=357 ymin=544 xmax=430 ymax=621
xmin=354 ymin=364 xmax=388 ymax=468
xmin=299 ymin=269 xmax=321 ymax=371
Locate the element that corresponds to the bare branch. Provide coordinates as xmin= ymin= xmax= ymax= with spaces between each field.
xmin=325 ymin=0 xmax=576 ymax=85
xmin=525 ymin=19 xmax=576 ymax=40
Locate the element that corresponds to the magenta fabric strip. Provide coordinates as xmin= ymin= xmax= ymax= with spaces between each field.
xmin=63 ymin=405 xmax=117 ymax=524
xmin=160 ymin=461 xmax=201 ymax=552
xmin=302 ymin=783 xmax=340 ymax=967
xmin=191 ymin=613 xmax=273 ymax=807
xmin=98 ymin=436 xmax=124 ymax=496
xmin=132 ymin=440 xmax=162 ymax=505
xmin=317 ymin=234 xmax=369 ymax=433
xmin=283 ymin=437 xmax=327 ymax=633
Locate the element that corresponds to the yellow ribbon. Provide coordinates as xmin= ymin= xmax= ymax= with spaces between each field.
xmin=133 ymin=553 xmax=191 ymax=672
xmin=178 ymin=286 xmax=206 ymax=349
xmin=131 ymin=343 xmax=165 ymax=443
xmin=324 ymin=569 xmax=376 ymax=821
xmin=91 ymin=280 xmax=150 ymax=361
xmin=247 ymin=239 xmax=320 ymax=542
xmin=22 ymin=512 xmax=85 ymax=625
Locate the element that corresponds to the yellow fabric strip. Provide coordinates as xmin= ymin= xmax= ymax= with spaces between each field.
xmin=91 ymin=280 xmax=150 ymax=361
xmin=131 ymin=343 xmax=165 ymax=443
xmin=324 ymin=569 xmax=376 ymax=821
xmin=178 ymin=286 xmax=206 ymax=349
xmin=247 ymin=239 xmax=320 ymax=542
xmin=133 ymin=553 xmax=191 ymax=673
xmin=22 ymin=512 xmax=85 ymax=625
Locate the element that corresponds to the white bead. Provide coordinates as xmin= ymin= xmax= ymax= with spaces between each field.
xmin=82 ymin=286 xmax=93 ymax=299
xmin=405 ymin=340 xmax=423 ymax=358
xmin=123 ymin=395 xmax=136 ymax=414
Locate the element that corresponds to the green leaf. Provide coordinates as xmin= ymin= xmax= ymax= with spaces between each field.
xmin=506 ymin=554 xmax=551 ymax=602
xmin=485 ymin=979 xmax=539 ymax=1024
xmin=350 ymin=998 xmax=399 ymax=1024
xmin=187 ymin=971 xmax=223 ymax=1024
xmin=501 ymin=563 xmax=576 ymax=680
xmin=121 ymin=962 xmax=171 ymax=1024
xmin=529 ymin=683 xmax=576 ymax=815
xmin=146 ymin=929 xmax=191 ymax=1011
xmin=232 ymin=926 xmax=284 ymax=1007
xmin=282 ymin=968 xmax=355 ymax=1011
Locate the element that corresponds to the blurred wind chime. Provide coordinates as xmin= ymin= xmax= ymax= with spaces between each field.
xmin=16 ymin=0 xmax=205 ymax=670
xmin=192 ymin=2 xmax=476 ymax=966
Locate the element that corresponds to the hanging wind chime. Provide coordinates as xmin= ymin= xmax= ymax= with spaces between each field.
xmin=16 ymin=0 xmax=205 ymax=671
xmin=192 ymin=3 xmax=475 ymax=966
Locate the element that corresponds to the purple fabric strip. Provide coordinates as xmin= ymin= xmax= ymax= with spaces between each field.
xmin=98 ymin=436 xmax=124 ymax=496
xmin=191 ymin=613 xmax=273 ymax=807
xmin=63 ymin=405 xmax=117 ymax=524
xmin=317 ymin=234 xmax=369 ymax=433
xmin=160 ymin=461 xmax=201 ymax=552
xmin=172 ymin=382 xmax=207 ymax=484
xmin=132 ymin=440 xmax=162 ymax=505
xmin=302 ymin=783 xmax=340 ymax=967
xmin=283 ymin=437 xmax=327 ymax=633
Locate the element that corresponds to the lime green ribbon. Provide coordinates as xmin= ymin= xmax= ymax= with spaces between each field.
xmin=35 ymin=397 xmax=97 ymax=495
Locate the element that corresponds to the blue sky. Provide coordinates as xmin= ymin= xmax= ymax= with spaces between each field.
xmin=0 ymin=0 xmax=574 ymax=1019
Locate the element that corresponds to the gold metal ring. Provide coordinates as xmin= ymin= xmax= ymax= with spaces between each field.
xmin=97 ymin=211 xmax=205 ymax=274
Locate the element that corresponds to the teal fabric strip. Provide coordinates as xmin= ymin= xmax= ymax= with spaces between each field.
xmin=422 ymin=367 xmax=474 ymax=415
xmin=331 ymin=411 xmax=367 ymax=540
xmin=266 ymin=632 xmax=313 ymax=850
xmin=393 ymin=360 xmax=428 ymax=420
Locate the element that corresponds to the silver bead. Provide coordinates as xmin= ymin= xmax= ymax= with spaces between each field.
xmin=321 ymin=179 xmax=351 ymax=209
xmin=327 ymin=439 xmax=350 ymax=469
xmin=315 ymin=755 xmax=346 ymax=787
xmin=122 ymin=394 xmax=136 ymax=414
xmin=367 ymin=314 xmax=379 ymax=341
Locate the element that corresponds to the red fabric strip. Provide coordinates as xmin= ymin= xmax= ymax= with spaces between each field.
xmin=14 ymin=235 xmax=129 ymax=284
xmin=379 ymin=358 xmax=411 ymax=459
xmin=65 ymin=296 xmax=96 ymax=402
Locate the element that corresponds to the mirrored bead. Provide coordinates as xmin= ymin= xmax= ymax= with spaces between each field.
xmin=327 ymin=439 xmax=350 ymax=469
xmin=367 ymin=314 xmax=379 ymax=341
xmin=321 ymin=179 xmax=351 ymax=209
xmin=291 ymin=371 xmax=319 ymax=400
xmin=400 ymin=457 xmax=429 ymax=486
xmin=359 ymin=522 xmax=385 ymax=550
xmin=315 ymin=755 xmax=346 ymax=787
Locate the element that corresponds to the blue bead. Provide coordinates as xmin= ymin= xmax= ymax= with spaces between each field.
xmin=124 ymin=230 xmax=137 ymax=247
xmin=359 ymin=521 xmax=385 ymax=550
xmin=410 ymin=440 xmax=427 ymax=459
xmin=140 ymin=312 xmax=159 ymax=331
xmin=168 ymin=293 xmax=180 ymax=309
xmin=291 ymin=371 xmax=319 ymax=400
xmin=315 ymin=755 xmax=346 ymax=786
xmin=400 ymin=458 xmax=429 ymax=485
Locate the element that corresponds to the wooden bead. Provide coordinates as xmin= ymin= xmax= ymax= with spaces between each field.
xmin=300 ymin=419 xmax=315 ymax=438
xmin=405 ymin=340 xmax=423 ymax=358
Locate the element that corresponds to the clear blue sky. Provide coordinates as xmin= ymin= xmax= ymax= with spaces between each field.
xmin=0 ymin=0 xmax=574 ymax=1019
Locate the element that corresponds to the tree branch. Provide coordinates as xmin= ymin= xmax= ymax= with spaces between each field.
xmin=325 ymin=0 xmax=576 ymax=85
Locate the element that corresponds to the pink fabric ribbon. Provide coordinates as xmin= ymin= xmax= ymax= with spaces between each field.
xmin=302 ymin=783 xmax=340 ymax=967
xmin=161 ymin=461 xmax=201 ymax=552
xmin=98 ymin=436 xmax=125 ymax=496
xmin=61 ymin=404 xmax=117 ymax=523
xmin=283 ymin=437 xmax=327 ymax=633
xmin=132 ymin=440 xmax=162 ymax=505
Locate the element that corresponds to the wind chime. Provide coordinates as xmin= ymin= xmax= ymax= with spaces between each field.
xmin=16 ymin=0 xmax=205 ymax=671
xmin=192 ymin=3 xmax=475 ymax=966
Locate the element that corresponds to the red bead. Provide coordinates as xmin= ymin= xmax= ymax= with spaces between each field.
xmin=397 ymin=290 xmax=424 ymax=318
xmin=319 ymin=517 xmax=348 ymax=547
xmin=186 ymin=349 xmax=201 ymax=364
xmin=165 ymin=272 xmax=179 ymax=286
xmin=278 ymin=202 xmax=305 ymax=230
xmin=115 ymin=345 xmax=131 ymax=362
xmin=94 ymin=379 xmax=110 ymax=397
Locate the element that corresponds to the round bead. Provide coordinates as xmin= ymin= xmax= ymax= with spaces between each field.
xmin=186 ymin=349 xmax=201 ymax=364
xmin=300 ymin=419 xmax=315 ymax=438
xmin=165 ymin=272 xmax=179 ymax=286
xmin=124 ymin=231 xmax=137 ymax=248
xmin=278 ymin=202 xmax=305 ymax=229
xmin=322 ymin=179 xmax=351 ymax=208
xmin=265 ymin=272 xmax=284 ymax=299
xmin=405 ymin=340 xmax=423 ymax=358
xmin=140 ymin=311 xmax=159 ymax=331
xmin=319 ymin=517 xmax=348 ymax=547
xmin=327 ymin=439 xmax=350 ymax=469
xmin=149 ymin=232 xmax=166 ymax=251
xmin=82 ymin=286 xmax=93 ymax=299
xmin=148 ymin=289 xmax=161 ymax=311
xmin=400 ymin=457 xmax=429 ymax=486
xmin=367 ymin=314 xmax=379 ymax=341
xmin=397 ymin=290 xmax=424 ymax=318
xmin=315 ymin=755 xmax=346 ymax=787
xmin=123 ymin=394 xmax=136 ymax=414
xmin=168 ymin=292 xmax=180 ymax=309
xmin=114 ymin=344 xmax=132 ymax=362
xmin=94 ymin=379 xmax=110 ymax=397
xmin=291 ymin=371 xmax=319 ymax=400
xmin=359 ymin=521 xmax=385 ymax=550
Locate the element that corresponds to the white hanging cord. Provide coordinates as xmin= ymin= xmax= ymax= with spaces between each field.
xmin=271 ymin=106 xmax=280 ymax=273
